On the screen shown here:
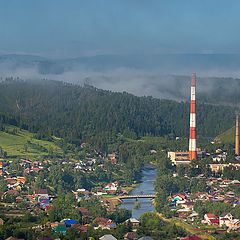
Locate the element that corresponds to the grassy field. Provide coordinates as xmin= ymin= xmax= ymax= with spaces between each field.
xmin=214 ymin=126 xmax=235 ymax=144
xmin=157 ymin=213 xmax=216 ymax=240
xmin=0 ymin=125 xmax=63 ymax=159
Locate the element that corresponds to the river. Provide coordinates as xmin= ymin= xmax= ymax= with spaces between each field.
xmin=120 ymin=168 xmax=157 ymax=219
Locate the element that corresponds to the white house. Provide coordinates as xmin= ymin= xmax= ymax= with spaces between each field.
xmin=219 ymin=213 xmax=233 ymax=227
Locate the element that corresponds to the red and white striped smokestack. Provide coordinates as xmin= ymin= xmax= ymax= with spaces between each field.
xmin=189 ymin=73 xmax=197 ymax=160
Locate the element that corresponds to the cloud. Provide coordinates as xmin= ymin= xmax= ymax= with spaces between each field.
xmin=1 ymin=54 xmax=240 ymax=102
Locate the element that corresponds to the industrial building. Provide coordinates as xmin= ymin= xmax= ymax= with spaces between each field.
xmin=168 ymin=73 xmax=239 ymax=166
xmin=168 ymin=149 xmax=204 ymax=165
xmin=168 ymin=73 xmax=198 ymax=165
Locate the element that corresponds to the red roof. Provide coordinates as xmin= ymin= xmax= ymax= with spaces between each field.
xmin=5 ymin=178 xmax=16 ymax=183
xmin=172 ymin=193 xmax=186 ymax=199
xmin=210 ymin=219 xmax=219 ymax=224
xmin=5 ymin=190 xmax=19 ymax=195
xmin=94 ymin=217 xmax=115 ymax=226
xmin=205 ymin=213 xmax=216 ymax=219
xmin=31 ymin=167 xmax=41 ymax=172
xmin=71 ymin=224 xmax=88 ymax=233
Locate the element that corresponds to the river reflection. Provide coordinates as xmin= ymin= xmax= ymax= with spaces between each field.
xmin=120 ymin=168 xmax=156 ymax=219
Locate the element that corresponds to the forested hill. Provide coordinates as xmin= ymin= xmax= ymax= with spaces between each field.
xmin=0 ymin=78 xmax=236 ymax=144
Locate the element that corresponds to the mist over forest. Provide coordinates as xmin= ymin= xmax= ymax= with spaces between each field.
xmin=1 ymin=53 xmax=240 ymax=104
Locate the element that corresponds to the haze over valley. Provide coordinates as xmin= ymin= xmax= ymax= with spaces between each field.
xmin=2 ymin=53 xmax=240 ymax=104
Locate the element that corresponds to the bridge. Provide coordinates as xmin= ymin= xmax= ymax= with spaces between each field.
xmin=118 ymin=194 xmax=156 ymax=199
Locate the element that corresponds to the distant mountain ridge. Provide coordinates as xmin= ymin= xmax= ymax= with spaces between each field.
xmin=1 ymin=53 xmax=240 ymax=105
xmin=1 ymin=53 xmax=240 ymax=73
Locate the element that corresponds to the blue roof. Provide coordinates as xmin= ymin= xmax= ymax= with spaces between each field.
xmin=64 ymin=219 xmax=77 ymax=225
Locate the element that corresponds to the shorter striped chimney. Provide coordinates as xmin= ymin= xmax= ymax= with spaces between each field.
xmin=235 ymin=113 xmax=239 ymax=156
xmin=189 ymin=73 xmax=197 ymax=160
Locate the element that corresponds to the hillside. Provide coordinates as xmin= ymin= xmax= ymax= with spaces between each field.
xmin=0 ymin=78 xmax=236 ymax=153
xmin=0 ymin=124 xmax=63 ymax=158
xmin=214 ymin=126 xmax=235 ymax=144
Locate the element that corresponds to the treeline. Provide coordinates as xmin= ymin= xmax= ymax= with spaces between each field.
xmin=0 ymin=78 xmax=236 ymax=149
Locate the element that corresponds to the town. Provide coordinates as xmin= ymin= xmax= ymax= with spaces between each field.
xmin=0 ymin=75 xmax=239 ymax=239
xmin=0 ymin=129 xmax=240 ymax=239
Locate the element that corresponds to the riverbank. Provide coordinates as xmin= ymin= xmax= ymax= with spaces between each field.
xmin=120 ymin=168 xmax=157 ymax=219
xmin=99 ymin=167 xmax=157 ymax=218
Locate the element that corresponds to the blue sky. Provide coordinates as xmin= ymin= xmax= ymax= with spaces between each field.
xmin=0 ymin=0 xmax=239 ymax=58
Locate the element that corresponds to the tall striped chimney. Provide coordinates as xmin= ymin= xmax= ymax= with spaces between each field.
xmin=189 ymin=73 xmax=197 ymax=160
xmin=235 ymin=113 xmax=239 ymax=156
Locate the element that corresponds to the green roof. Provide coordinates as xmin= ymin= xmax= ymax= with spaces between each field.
xmin=53 ymin=225 xmax=67 ymax=234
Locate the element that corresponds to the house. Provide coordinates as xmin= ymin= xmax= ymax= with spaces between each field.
xmin=52 ymin=225 xmax=67 ymax=235
xmin=219 ymin=213 xmax=233 ymax=227
xmin=8 ymin=182 xmax=22 ymax=191
xmin=125 ymin=218 xmax=140 ymax=227
xmin=103 ymin=182 xmax=119 ymax=193
xmin=212 ymin=150 xmax=227 ymax=162
xmin=209 ymin=163 xmax=240 ymax=173
xmin=172 ymin=193 xmax=186 ymax=205
xmin=108 ymin=153 xmax=117 ymax=165
xmin=5 ymin=178 xmax=17 ymax=184
xmin=35 ymin=189 xmax=49 ymax=201
xmin=63 ymin=219 xmax=77 ymax=226
xmin=94 ymin=217 xmax=116 ymax=230
xmin=31 ymin=167 xmax=42 ymax=173
xmin=4 ymin=190 xmax=19 ymax=196
xmin=15 ymin=196 xmax=24 ymax=203
xmin=50 ymin=222 xmax=59 ymax=228
xmin=172 ymin=193 xmax=186 ymax=201
xmin=99 ymin=235 xmax=117 ymax=240
xmin=203 ymin=214 xmax=219 ymax=225
xmin=150 ymin=149 xmax=157 ymax=154
xmin=181 ymin=202 xmax=194 ymax=210
xmin=177 ymin=209 xmax=191 ymax=219
xmin=187 ymin=212 xmax=199 ymax=222
xmin=203 ymin=213 xmax=215 ymax=222
xmin=16 ymin=176 xmax=26 ymax=184
xmin=227 ymin=219 xmax=240 ymax=229
xmin=194 ymin=192 xmax=209 ymax=201
xmin=71 ymin=224 xmax=88 ymax=234
xmin=124 ymin=232 xmax=138 ymax=240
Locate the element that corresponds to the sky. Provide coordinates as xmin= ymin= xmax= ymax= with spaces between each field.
xmin=0 ymin=0 xmax=239 ymax=58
